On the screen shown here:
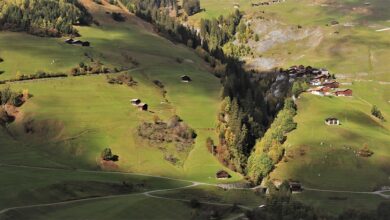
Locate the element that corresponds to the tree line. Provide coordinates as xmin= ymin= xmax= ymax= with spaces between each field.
xmin=0 ymin=0 xmax=92 ymax=37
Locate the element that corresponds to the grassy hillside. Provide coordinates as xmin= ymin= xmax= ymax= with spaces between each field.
xmin=1 ymin=0 xmax=389 ymax=217
xmin=0 ymin=1 xmax=252 ymax=218
xmin=183 ymin=0 xmax=390 ymax=214
xmin=0 ymin=0 xmax=245 ymax=182
xmin=270 ymin=92 xmax=390 ymax=191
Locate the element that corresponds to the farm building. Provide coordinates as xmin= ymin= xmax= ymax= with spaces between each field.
xmin=81 ymin=41 xmax=90 ymax=47
xmin=64 ymin=38 xmax=74 ymax=44
xmin=319 ymin=68 xmax=329 ymax=75
xmin=216 ymin=170 xmax=231 ymax=179
xmin=335 ymin=89 xmax=353 ymax=97
xmin=308 ymin=86 xmax=331 ymax=96
xmin=310 ymin=79 xmax=322 ymax=86
xmin=313 ymin=74 xmax=329 ymax=81
xmin=72 ymin=40 xmax=83 ymax=45
xmin=181 ymin=75 xmax=192 ymax=82
xmin=322 ymin=81 xmax=340 ymax=88
xmin=137 ymin=103 xmax=148 ymax=111
xmin=66 ymin=39 xmax=91 ymax=47
xmin=130 ymin=98 xmax=141 ymax=106
xmin=325 ymin=117 xmax=340 ymax=125
xmin=289 ymin=181 xmax=303 ymax=192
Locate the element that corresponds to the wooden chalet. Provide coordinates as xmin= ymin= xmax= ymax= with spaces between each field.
xmin=289 ymin=181 xmax=303 ymax=192
xmin=181 ymin=75 xmax=192 ymax=82
xmin=64 ymin=38 xmax=74 ymax=44
xmin=137 ymin=103 xmax=148 ymax=111
xmin=325 ymin=117 xmax=340 ymax=125
xmin=335 ymin=89 xmax=353 ymax=97
xmin=322 ymin=81 xmax=339 ymax=88
xmin=216 ymin=170 xmax=231 ymax=179
xmin=308 ymin=86 xmax=331 ymax=96
xmin=130 ymin=98 xmax=141 ymax=106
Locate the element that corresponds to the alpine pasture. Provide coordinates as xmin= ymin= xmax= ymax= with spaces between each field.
xmin=0 ymin=1 xmax=249 ymax=218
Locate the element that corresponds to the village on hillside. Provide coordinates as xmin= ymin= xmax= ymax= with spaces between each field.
xmin=286 ymin=65 xmax=353 ymax=97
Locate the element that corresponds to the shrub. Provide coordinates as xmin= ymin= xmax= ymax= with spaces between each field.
xmin=206 ymin=137 xmax=215 ymax=154
xmin=182 ymin=0 xmax=201 ymax=15
xmin=101 ymin=148 xmax=119 ymax=161
xmin=291 ymin=80 xmax=309 ymax=97
xmin=111 ymin=12 xmax=126 ymax=22
xmin=189 ymin=199 xmax=201 ymax=208
xmin=371 ymin=105 xmax=385 ymax=121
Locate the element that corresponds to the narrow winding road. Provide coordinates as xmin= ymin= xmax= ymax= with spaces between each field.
xmin=1 ymin=162 xmax=389 ymax=217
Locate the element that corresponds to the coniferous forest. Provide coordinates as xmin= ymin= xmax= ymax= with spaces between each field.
xmin=0 ymin=0 xmax=92 ymax=37
xmin=120 ymin=0 xmax=292 ymax=181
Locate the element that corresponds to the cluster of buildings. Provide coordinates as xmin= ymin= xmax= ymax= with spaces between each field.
xmin=287 ymin=65 xmax=353 ymax=97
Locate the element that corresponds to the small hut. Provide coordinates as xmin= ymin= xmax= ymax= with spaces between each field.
xmin=289 ymin=181 xmax=303 ymax=192
xmin=357 ymin=147 xmax=374 ymax=157
xmin=181 ymin=75 xmax=192 ymax=83
xmin=216 ymin=170 xmax=231 ymax=179
xmin=82 ymin=41 xmax=90 ymax=47
xmin=137 ymin=103 xmax=148 ymax=111
xmin=65 ymin=38 xmax=74 ymax=44
xmin=325 ymin=117 xmax=340 ymax=125
xmin=130 ymin=98 xmax=141 ymax=106
xmin=72 ymin=40 xmax=83 ymax=45
xmin=323 ymin=81 xmax=339 ymax=88
xmin=335 ymin=89 xmax=353 ymax=97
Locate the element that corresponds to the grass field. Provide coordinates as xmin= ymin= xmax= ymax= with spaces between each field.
xmin=152 ymin=185 xmax=265 ymax=208
xmin=0 ymin=26 xmax=242 ymax=182
xmin=185 ymin=0 xmax=390 ymax=192
xmin=0 ymin=1 xmax=248 ymax=218
xmin=189 ymin=0 xmax=390 ymax=26
xmin=1 ymin=0 xmax=389 ymax=217
xmin=4 ymin=196 xmax=195 ymax=220
xmin=295 ymin=190 xmax=387 ymax=216
xmin=270 ymin=90 xmax=390 ymax=191
xmin=0 ymin=165 xmax=189 ymax=210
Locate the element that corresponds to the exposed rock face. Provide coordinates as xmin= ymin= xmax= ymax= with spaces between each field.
xmin=235 ymin=19 xmax=324 ymax=70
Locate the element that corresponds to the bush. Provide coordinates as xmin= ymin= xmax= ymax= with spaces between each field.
xmin=107 ymin=73 xmax=137 ymax=86
xmin=111 ymin=12 xmax=126 ymax=22
xmin=189 ymin=199 xmax=201 ymax=208
xmin=183 ymin=0 xmax=201 ymax=15
xmin=101 ymin=148 xmax=119 ymax=161
xmin=371 ymin=105 xmax=385 ymax=121
xmin=291 ymin=80 xmax=309 ymax=97
xmin=206 ymin=137 xmax=215 ymax=154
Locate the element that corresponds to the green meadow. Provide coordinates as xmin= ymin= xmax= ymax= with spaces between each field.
xmin=270 ymin=92 xmax=390 ymax=191
xmin=183 ymin=0 xmax=388 ymax=212
xmin=0 ymin=23 xmax=243 ymax=182
xmin=0 ymin=4 xmax=248 ymax=218
xmin=1 ymin=0 xmax=389 ymax=217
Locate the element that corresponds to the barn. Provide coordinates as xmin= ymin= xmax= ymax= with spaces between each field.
xmin=216 ymin=170 xmax=231 ymax=179
xmin=325 ymin=117 xmax=340 ymax=125
xmin=181 ymin=75 xmax=192 ymax=82
xmin=137 ymin=103 xmax=148 ymax=111
xmin=335 ymin=89 xmax=353 ymax=97
xmin=130 ymin=98 xmax=141 ymax=106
